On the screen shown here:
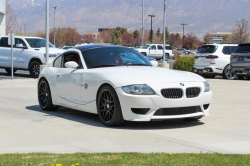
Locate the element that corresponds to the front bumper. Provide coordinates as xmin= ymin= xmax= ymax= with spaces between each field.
xmin=116 ymin=82 xmax=212 ymax=121
xmin=231 ymin=67 xmax=250 ymax=76
xmin=193 ymin=66 xmax=223 ymax=75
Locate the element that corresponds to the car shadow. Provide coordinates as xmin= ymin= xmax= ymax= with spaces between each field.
xmin=0 ymin=71 xmax=32 ymax=78
xmin=26 ymin=105 xmax=204 ymax=130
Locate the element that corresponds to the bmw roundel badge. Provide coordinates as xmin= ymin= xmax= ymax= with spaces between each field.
xmin=180 ymin=83 xmax=185 ymax=86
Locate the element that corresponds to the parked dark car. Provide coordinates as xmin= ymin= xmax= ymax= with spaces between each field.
xmin=230 ymin=43 xmax=250 ymax=80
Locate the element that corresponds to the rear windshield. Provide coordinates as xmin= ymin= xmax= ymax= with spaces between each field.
xmin=197 ymin=45 xmax=217 ymax=53
xmin=165 ymin=46 xmax=173 ymax=50
xmin=233 ymin=45 xmax=250 ymax=53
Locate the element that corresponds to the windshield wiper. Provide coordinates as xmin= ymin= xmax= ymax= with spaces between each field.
xmin=125 ymin=63 xmax=151 ymax=66
xmin=91 ymin=64 xmax=118 ymax=68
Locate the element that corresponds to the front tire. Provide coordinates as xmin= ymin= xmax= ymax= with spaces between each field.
xmin=97 ymin=85 xmax=124 ymax=126
xmin=38 ymin=79 xmax=59 ymax=111
xmin=29 ymin=61 xmax=41 ymax=78
xmin=222 ymin=65 xmax=236 ymax=80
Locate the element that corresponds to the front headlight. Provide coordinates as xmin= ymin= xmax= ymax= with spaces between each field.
xmin=122 ymin=84 xmax=155 ymax=95
xmin=203 ymin=81 xmax=210 ymax=92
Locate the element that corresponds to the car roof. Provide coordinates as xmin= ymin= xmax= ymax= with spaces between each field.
xmin=75 ymin=44 xmax=126 ymax=51
xmin=0 ymin=36 xmax=43 ymax=39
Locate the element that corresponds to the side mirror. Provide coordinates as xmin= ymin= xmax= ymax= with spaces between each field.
xmin=150 ymin=60 xmax=158 ymax=67
xmin=16 ymin=43 xmax=24 ymax=48
xmin=65 ymin=61 xmax=78 ymax=69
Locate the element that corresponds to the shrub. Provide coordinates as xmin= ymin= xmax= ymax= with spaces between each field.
xmin=173 ymin=56 xmax=195 ymax=72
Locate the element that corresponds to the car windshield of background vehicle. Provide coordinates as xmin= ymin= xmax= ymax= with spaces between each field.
xmin=197 ymin=45 xmax=217 ymax=53
xmin=25 ymin=38 xmax=54 ymax=48
xmin=141 ymin=45 xmax=150 ymax=49
xmin=233 ymin=44 xmax=250 ymax=53
xmin=81 ymin=47 xmax=152 ymax=69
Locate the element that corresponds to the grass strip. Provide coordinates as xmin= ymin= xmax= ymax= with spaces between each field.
xmin=0 ymin=153 xmax=249 ymax=166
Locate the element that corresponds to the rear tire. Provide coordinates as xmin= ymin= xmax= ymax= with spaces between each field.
xmin=29 ymin=61 xmax=41 ymax=78
xmin=163 ymin=53 xmax=169 ymax=61
xmin=222 ymin=65 xmax=236 ymax=80
xmin=38 ymin=79 xmax=59 ymax=111
xmin=5 ymin=68 xmax=17 ymax=75
xmin=97 ymin=85 xmax=124 ymax=126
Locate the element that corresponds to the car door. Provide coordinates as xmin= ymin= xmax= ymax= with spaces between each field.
xmin=55 ymin=52 xmax=83 ymax=104
xmin=148 ymin=45 xmax=157 ymax=58
xmin=0 ymin=37 xmax=11 ymax=67
xmin=13 ymin=38 xmax=28 ymax=68
xmin=157 ymin=45 xmax=164 ymax=58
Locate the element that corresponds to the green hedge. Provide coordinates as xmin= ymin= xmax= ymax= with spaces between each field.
xmin=173 ymin=56 xmax=195 ymax=72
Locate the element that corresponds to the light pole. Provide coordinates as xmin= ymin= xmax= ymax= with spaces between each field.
xmin=24 ymin=24 xmax=26 ymax=36
xmin=181 ymin=23 xmax=187 ymax=48
xmin=52 ymin=6 xmax=58 ymax=47
xmin=45 ymin=0 xmax=49 ymax=64
xmin=148 ymin=15 xmax=155 ymax=44
xmin=163 ymin=0 xmax=166 ymax=61
xmin=141 ymin=0 xmax=144 ymax=46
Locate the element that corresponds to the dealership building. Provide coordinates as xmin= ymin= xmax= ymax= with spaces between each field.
xmin=0 ymin=0 xmax=6 ymax=36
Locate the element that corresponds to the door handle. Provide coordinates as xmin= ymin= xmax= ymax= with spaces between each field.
xmin=56 ymin=74 xmax=61 ymax=78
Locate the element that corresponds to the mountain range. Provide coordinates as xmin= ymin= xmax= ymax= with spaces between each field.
xmin=7 ymin=0 xmax=250 ymax=38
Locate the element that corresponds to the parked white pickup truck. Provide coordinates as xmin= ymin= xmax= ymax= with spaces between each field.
xmin=0 ymin=36 xmax=64 ymax=78
xmin=135 ymin=44 xmax=174 ymax=60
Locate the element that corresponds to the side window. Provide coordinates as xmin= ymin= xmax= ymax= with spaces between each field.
xmin=150 ymin=45 xmax=156 ymax=50
xmin=165 ymin=46 xmax=173 ymax=50
xmin=54 ymin=56 xmax=62 ymax=68
xmin=0 ymin=38 xmax=10 ymax=47
xmin=157 ymin=45 xmax=163 ymax=50
xmin=14 ymin=38 xmax=27 ymax=48
xmin=223 ymin=46 xmax=236 ymax=55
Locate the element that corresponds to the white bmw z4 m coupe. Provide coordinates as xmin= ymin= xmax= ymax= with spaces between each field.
xmin=38 ymin=45 xmax=212 ymax=126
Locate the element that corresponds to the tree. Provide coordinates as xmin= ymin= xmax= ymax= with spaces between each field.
xmin=169 ymin=33 xmax=182 ymax=49
xmin=231 ymin=19 xmax=249 ymax=44
xmin=6 ymin=2 xmax=17 ymax=33
xmin=132 ymin=30 xmax=139 ymax=39
xmin=121 ymin=32 xmax=133 ymax=46
xmin=148 ymin=30 xmax=154 ymax=43
xmin=184 ymin=33 xmax=202 ymax=49
xmin=99 ymin=30 xmax=112 ymax=43
xmin=82 ymin=34 xmax=95 ymax=43
xmin=156 ymin=28 xmax=161 ymax=37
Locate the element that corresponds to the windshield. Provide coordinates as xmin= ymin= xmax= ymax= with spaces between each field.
xmin=197 ymin=45 xmax=217 ymax=53
xmin=141 ymin=44 xmax=150 ymax=49
xmin=233 ymin=45 xmax=250 ymax=53
xmin=25 ymin=38 xmax=54 ymax=48
xmin=81 ymin=47 xmax=152 ymax=69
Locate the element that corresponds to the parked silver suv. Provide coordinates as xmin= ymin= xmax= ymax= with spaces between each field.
xmin=230 ymin=43 xmax=250 ymax=80
xmin=193 ymin=44 xmax=237 ymax=79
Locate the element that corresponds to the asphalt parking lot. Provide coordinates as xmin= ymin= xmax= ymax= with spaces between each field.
xmin=0 ymin=77 xmax=249 ymax=154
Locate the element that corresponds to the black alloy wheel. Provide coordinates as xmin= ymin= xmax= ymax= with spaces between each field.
xmin=222 ymin=65 xmax=236 ymax=80
xmin=97 ymin=85 xmax=124 ymax=126
xmin=5 ymin=68 xmax=17 ymax=75
xmin=29 ymin=61 xmax=41 ymax=78
xmin=38 ymin=79 xmax=58 ymax=111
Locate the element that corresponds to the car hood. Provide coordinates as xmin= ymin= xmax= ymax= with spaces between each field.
xmin=31 ymin=47 xmax=64 ymax=54
xmin=91 ymin=66 xmax=205 ymax=87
